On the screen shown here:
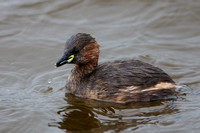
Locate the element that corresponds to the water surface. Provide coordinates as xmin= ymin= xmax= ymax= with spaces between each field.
xmin=1 ymin=0 xmax=200 ymax=133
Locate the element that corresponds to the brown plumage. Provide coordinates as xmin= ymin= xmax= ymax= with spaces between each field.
xmin=56 ymin=33 xmax=177 ymax=103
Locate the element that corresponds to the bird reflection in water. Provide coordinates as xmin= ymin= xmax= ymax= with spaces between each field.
xmin=58 ymin=93 xmax=101 ymax=131
xmin=49 ymin=92 xmax=178 ymax=132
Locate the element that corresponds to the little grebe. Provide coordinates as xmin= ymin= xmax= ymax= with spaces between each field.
xmin=56 ymin=33 xmax=176 ymax=103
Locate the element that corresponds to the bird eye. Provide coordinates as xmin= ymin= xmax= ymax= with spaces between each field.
xmin=74 ymin=49 xmax=79 ymax=54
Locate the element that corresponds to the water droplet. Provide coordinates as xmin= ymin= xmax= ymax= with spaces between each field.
xmin=48 ymin=79 xmax=52 ymax=84
xmin=54 ymin=64 xmax=57 ymax=68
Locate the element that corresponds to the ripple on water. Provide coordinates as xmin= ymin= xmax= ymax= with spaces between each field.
xmin=48 ymin=94 xmax=179 ymax=132
xmin=1 ymin=0 xmax=200 ymax=133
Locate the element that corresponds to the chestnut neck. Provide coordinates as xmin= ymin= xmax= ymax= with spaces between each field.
xmin=71 ymin=42 xmax=99 ymax=81
xmin=72 ymin=61 xmax=98 ymax=77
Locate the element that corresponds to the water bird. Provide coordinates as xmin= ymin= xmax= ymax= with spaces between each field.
xmin=56 ymin=33 xmax=176 ymax=103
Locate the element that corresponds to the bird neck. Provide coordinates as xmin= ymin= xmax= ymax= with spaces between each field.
xmin=71 ymin=61 xmax=98 ymax=81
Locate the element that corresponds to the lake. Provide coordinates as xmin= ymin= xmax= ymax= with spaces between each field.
xmin=0 ymin=0 xmax=200 ymax=133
